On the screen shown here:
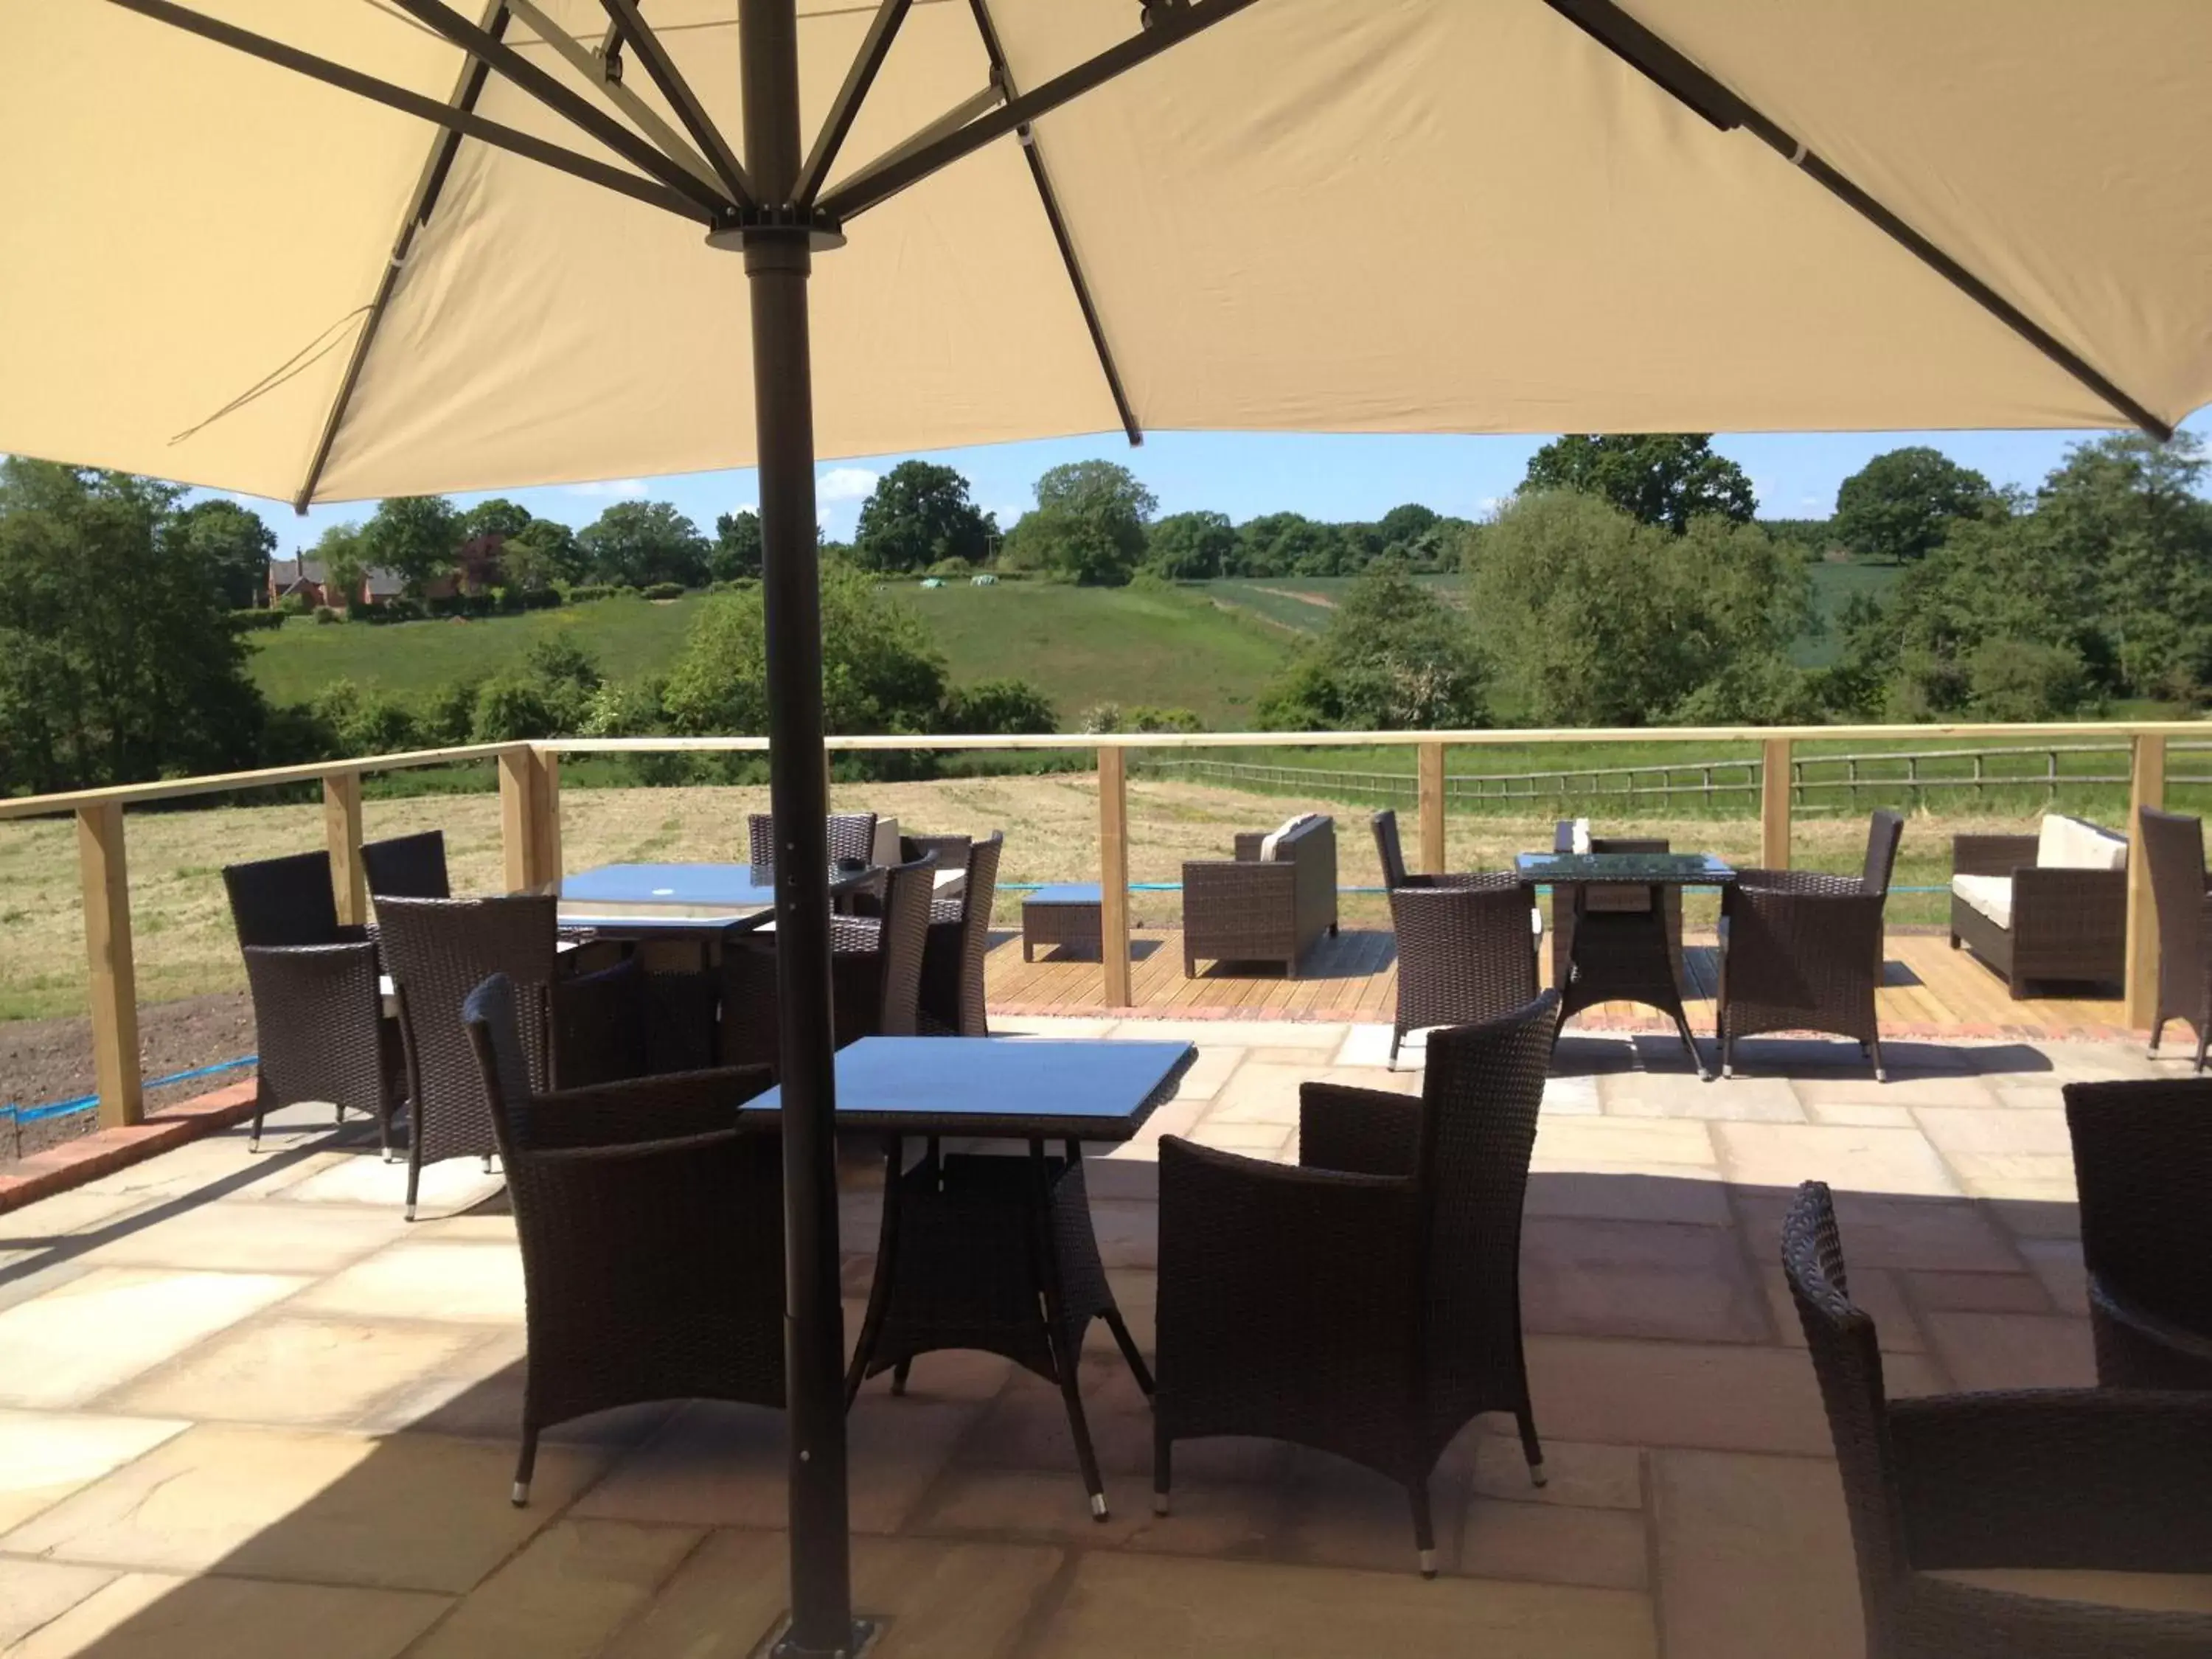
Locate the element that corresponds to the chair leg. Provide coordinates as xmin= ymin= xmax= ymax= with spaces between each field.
xmin=1409 ymin=1481 xmax=1437 ymax=1579
xmin=889 ymin=1358 xmax=912 ymax=1397
xmin=2149 ymin=1017 xmax=2167 ymax=1056
xmin=2195 ymin=1023 xmax=2209 ymax=1075
xmin=1152 ymin=1420 xmax=1172 ymax=1517
xmin=248 ymin=1077 xmax=268 ymax=1154
xmin=511 ymin=1427 xmax=539 ymax=1506
xmin=405 ymin=1144 xmax=423 ymax=1223
xmin=1387 ymin=1028 xmax=1402 ymax=1071
xmin=1103 ymin=1307 xmax=1154 ymax=1396
xmin=1516 ymin=1407 xmax=1547 ymax=1488
xmin=1052 ymin=1328 xmax=1109 ymax=1521
xmin=1867 ymin=1031 xmax=1887 ymax=1085
xmin=1719 ymin=1028 xmax=1734 ymax=1080
xmin=844 ymin=1138 xmax=905 ymax=1408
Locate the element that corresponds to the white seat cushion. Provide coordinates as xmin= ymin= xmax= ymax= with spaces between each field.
xmin=1951 ymin=873 xmax=2014 ymax=931
xmin=2037 ymin=814 xmax=2128 ymax=872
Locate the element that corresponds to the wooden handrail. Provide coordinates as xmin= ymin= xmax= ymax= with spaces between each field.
xmin=0 ymin=741 xmax=523 ymax=821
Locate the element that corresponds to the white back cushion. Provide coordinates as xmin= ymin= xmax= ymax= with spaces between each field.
xmin=1259 ymin=813 xmax=1316 ymax=861
xmin=2036 ymin=814 xmax=2128 ymax=872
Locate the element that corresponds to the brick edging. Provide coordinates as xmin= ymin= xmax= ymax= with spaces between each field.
xmin=0 ymin=1080 xmax=259 ymax=1216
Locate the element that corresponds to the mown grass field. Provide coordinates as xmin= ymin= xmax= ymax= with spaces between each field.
xmin=248 ymin=581 xmax=1298 ymax=728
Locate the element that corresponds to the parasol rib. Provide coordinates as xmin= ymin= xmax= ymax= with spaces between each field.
xmin=595 ymin=0 xmax=755 ymax=206
xmin=793 ymin=0 xmax=913 ymax=207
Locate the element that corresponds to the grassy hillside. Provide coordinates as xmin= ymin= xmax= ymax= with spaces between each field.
xmin=248 ymin=580 xmax=1298 ymax=728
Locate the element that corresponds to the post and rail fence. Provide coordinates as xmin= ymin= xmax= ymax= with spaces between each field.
xmin=2 ymin=721 xmax=2204 ymax=1127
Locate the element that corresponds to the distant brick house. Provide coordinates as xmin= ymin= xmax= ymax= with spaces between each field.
xmin=266 ymin=557 xmax=405 ymax=609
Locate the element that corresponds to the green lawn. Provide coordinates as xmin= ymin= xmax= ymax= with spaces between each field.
xmin=249 ymin=580 xmax=1298 ymax=728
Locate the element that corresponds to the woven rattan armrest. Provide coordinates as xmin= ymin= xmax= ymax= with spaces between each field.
xmin=2090 ymin=1280 xmax=2212 ymax=1368
xmin=1890 ymin=1389 xmax=2212 ymax=1574
xmin=520 ymin=1065 xmax=773 ymax=1150
xmin=1730 ymin=868 xmax=1869 ymax=897
xmin=2011 ymin=866 xmax=2126 ymax=933
xmin=1952 ymin=835 xmax=2039 ymax=878
xmin=1184 ymin=858 xmax=1295 ymax=894
xmin=1893 ymin=1571 xmax=2212 ymax=1659
xmin=1299 ymin=1082 xmax=1422 ymax=1178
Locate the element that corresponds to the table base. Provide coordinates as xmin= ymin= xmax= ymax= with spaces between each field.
xmin=1556 ymin=906 xmax=1708 ymax=1078
xmin=846 ymin=1138 xmax=1150 ymax=1518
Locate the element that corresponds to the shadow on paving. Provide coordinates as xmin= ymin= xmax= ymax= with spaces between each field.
xmin=0 ymin=1103 xmax=2104 ymax=1659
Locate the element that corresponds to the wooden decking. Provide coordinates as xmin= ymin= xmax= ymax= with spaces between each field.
xmin=985 ymin=925 xmax=2139 ymax=1040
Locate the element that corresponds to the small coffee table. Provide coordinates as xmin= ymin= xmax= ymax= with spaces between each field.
xmin=1023 ymin=883 xmax=1104 ymax=961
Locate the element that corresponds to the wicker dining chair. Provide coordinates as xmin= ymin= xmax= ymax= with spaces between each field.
xmin=376 ymin=894 xmax=643 ymax=1219
xmin=1782 ymin=1180 xmax=2212 ymax=1657
xmin=1717 ymin=810 xmax=1904 ymax=1081
xmin=746 ymin=810 xmax=879 ymax=867
xmin=1154 ymin=991 xmax=1559 ymax=1576
xmin=361 ymin=830 xmax=451 ymax=899
xmin=1548 ymin=831 xmax=1684 ymax=992
xmin=919 ymin=831 xmax=1004 ymax=1037
xmin=1383 ymin=880 xmax=1542 ymax=1069
xmin=2138 ymin=807 xmax=2211 ymax=1071
xmin=462 ymin=973 xmax=783 ymax=1506
xmin=2061 ymin=1078 xmax=2212 ymax=1389
xmin=223 ymin=850 xmax=396 ymax=1153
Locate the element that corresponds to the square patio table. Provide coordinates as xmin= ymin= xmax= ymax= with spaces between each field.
xmin=751 ymin=1036 xmax=1194 ymax=1517
xmin=549 ymin=860 xmax=875 ymax=936
xmin=1516 ymin=852 xmax=1736 ymax=1077
xmin=1022 ymin=882 xmax=1103 ymax=961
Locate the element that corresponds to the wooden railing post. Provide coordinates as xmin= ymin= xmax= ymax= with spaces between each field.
xmin=1760 ymin=736 xmax=1792 ymax=870
xmin=323 ymin=771 xmax=366 ymax=927
xmin=535 ymin=750 xmax=564 ymax=888
xmin=498 ymin=747 xmax=548 ymax=891
xmin=1099 ymin=744 xmax=1131 ymax=1007
xmin=77 ymin=802 xmax=142 ymax=1128
xmin=1417 ymin=740 xmax=1447 ymax=874
xmin=2125 ymin=734 xmax=2166 ymax=1030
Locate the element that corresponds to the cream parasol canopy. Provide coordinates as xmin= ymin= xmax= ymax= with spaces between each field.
xmin=8 ymin=4 xmax=2211 ymax=1650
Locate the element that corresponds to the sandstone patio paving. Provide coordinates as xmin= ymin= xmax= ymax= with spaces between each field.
xmin=0 ymin=1018 xmax=2189 ymax=1656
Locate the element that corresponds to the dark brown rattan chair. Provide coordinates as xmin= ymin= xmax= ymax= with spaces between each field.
xmin=377 ymin=894 xmax=644 ymax=1220
xmin=746 ymin=810 xmax=878 ymax=867
xmin=223 ymin=850 xmax=396 ymax=1154
xmin=1384 ymin=880 xmax=1542 ymax=1070
xmin=462 ymin=973 xmax=783 ymax=1507
xmin=361 ymin=830 xmax=451 ymax=899
xmin=2061 ymin=1079 xmax=2212 ymax=1389
xmin=718 ymin=855 xmax=938 ymax=1068
xmin=1183 ymin=815 xmax=1338 ymax=978
xmin=919 ymin=831 xmax=1004 ymax=1037
xmin=1717 ymin=810 xmax=1904 ymax=1081
xmin=1783 ymin=1180 xmax=2212 ymax=1658
xmin=1154 ymin=990 xmax=1559 ymax=1575
xmin=2138 ymin=807 xmax=2211 ymax=1071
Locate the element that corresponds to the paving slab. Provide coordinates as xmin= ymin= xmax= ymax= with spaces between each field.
xmin=1522 ymin=1217 xmax=1770 ymax=1343
xmin=1 ymin=1425 xmax=599 ymax=1593
xmin=1731 ymin=1189 xmax=2023 ymax=1275
xmin=295 ymin=1240 xmax=525 ymax=1324
xmin=1525 ymin=1166 xmax=1734 ymax=1228
xmin=1110 ymin=1020 xmax=1344 ymax=1051
xmin=1760 ymin=1263 xmax=1927 ymax=1354
xmin=2014 ymin=1237 xmax=2089 ymax=1313
xmin=1601 ymin=1072 xmax=1802 ymax=1122
xmin=917 ymin=1464 xmax=1282 ymax=1556
xmin=1472 ymin=1430 xmax=1643 ymax=1512
xmin=1712 ymin=1122 xmax=1961 ymax=1197
xmin=0 ymin=1188 xmax=157 ymax=1240
xmin=1458 ymin=1497 xmax=1649 ymax=1589
xmin=0 ymin=1267 xmax=305 ymax=1409
xmin=1540 ymin=1075 xmax=1602 ymax=1116
xmin=270 ymin=1154 xmax=506 ymax=1214
xmin=0 ymin=1559 xmax=119 ymax=1649
xmin=0 ymin=1409 xmax=189 ymax=1534
xmin=1533 ymin=1117 xmax=1717 ymax=1169
xmin=601 ymin=1530 xmax=1065 ymax=1659
xmin=1919 ymin=1309 xmax=2098 ymax=1390
xmin=408 ymin=1520 xmax=703 ymax=1659
xmin=0 ymin=1571 xmax=450 ymax=1659
xmin=1032 ymin=1552 xmax=1655 ymax=1659
xmin=107 ymin=1316 xmax=484 ymax=1428
xmin=1794 ymin=1074 xmax=1999 ymax=1109
xmin=1901 ymin=1269 xmax=2052 ymax=1315
xmin=1651 ymin=1449 xmax=1863 ymax=1659
xmin=77 ymin=1203 xmax=404 ymax=1276
xmin=1802 ymin=1102 xmax=1918 ymax=1128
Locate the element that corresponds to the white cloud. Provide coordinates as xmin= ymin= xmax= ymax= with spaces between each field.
xmin=990 ymin=503 xmax=1025 ymax=526
xmin=565 ymin=478 xmax=648 ymax=498
xmin=816 ymin=466 xmax=879 ymax=502
xmin=1477 ymin=495 xmax=1505 ymax=517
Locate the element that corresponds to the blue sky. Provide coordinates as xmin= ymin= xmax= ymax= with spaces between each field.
xmin=224 ymin=411 xmax=2211 ymax=555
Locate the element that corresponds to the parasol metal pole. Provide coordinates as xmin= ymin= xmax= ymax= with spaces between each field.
xmin=737 ymin=1 xmax=863 ymax=1653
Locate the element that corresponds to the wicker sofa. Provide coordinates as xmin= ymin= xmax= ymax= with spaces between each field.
xmin=1182 ymin=813 xmax=1338 ymax=977
xmin=1950 ymin=813 xmax=2129 ymax=996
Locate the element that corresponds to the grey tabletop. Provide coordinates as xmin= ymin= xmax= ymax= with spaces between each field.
xmin=552 ymin=860 xmax=874 ymax=931
xmin=746 ymin=1037 xmax=1194 ymax=1141
xmin=1516 ymin=852 xmax=1736 ymax=885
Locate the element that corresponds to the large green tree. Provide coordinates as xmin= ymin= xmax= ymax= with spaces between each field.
xmin=1469 ymin=490 xmax=1812 ymax=724
xmin=170 ymin=498 xmax=276 ymax=610
xmin=460 ymin=497 xmax=533 ymax=543
xmin=1001 ymin=462 xmax=1155 ymax=585
xmin=1144 ymin=509 xmax=1236 ymax=579
xmin=1521 ymin=434 xmax=1756 ymax=532
xmin=578 ymin=499 xmax=711 ymax=588
xmin=361 ymin=495 xmax=463 ymax=594
xmin=663 ymin=564 xmax=947 ymax=737
xmin=1259 ymin=558 xmax=1490 ymax=730
xmin=852 ymin=462 xmax=995 ymax=573
xmin=0 ymin=460 xmax=268 ymax=794
xmin=712 ymin=508 xmax=764 ymax=580
xmin=310 ymin=521 xmax=369 ymax=606
xmin=1832 ymin=446 xmax=1999 ymax=563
